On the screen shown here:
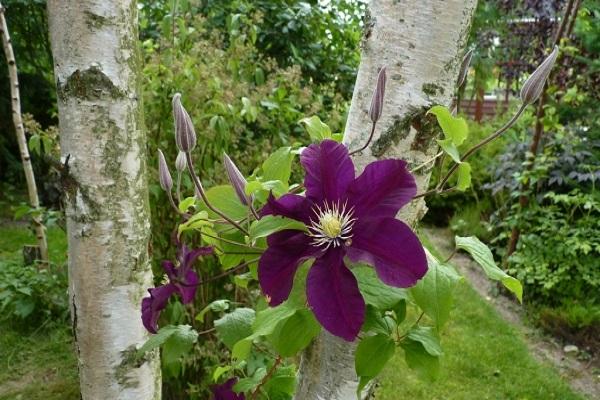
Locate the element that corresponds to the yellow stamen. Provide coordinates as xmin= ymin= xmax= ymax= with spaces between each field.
xmin=320 ymin=213 xmax=342 ymax=238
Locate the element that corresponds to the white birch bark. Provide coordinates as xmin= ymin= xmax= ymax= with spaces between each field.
xmin=0 ymin=2 xmax=49 ymax=265
xmin=47 ymin=1 xmax=160 ymax=399
xmin=294 ymin=0 xmax=477 ymax=398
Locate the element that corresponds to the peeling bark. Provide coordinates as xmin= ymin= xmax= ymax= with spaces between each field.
xmin=294 ymin=1 xmax=477 ymax=398
xmin=47 ymin=1 xmax=160 ymax=399
xmin=0 ymin=2 xmax=49 ymax=265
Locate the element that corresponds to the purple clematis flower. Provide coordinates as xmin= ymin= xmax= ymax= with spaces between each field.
xmin=142 ymin=244 xmax=213 ymax=333
xmin=258 ymin=139 xmax=428 ymax=341
xmin=211 ymin=378 xmax=245 ymax=400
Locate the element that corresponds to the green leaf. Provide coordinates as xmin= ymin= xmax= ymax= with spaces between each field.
xmin=199 ymin=185 xmax=248 ymax=220
xmin=428 ymin=105 xmax=468 ymax=146
xmin=401 ymin=338 xmax=440 ymax=381
xmin=245 ymin=179 xmax=288 ymax=198
xmin=232 ymin=300 xmax=299 ymax=361
xmin=362 ymin=305 xmax=395 ymax=335
xmin=178 ymin=210 xmax=212 ymax=236
xmin=262 ymin=365 xmax=297 ymax=398
xmin=137 ymin=325 xmax=198 ymax=357
xmin=178 ymin=196 xmax=196 ymax=213
xmin=331 ymin=133 xmax=344 ymax=142
xmin=196 ymin=299 xmax=230 ymax=323
xmin=28 ymin=135 xmax=41 ymax=155
xmin=234 ymin=367 xmax=266 ymax=392
xmin=262 ymin=147 xmax=294 ymax=187
xmin=214 ymin=308 xmax=255 ymax=349
xmin=454 ymin=236 xmax=523 ymax=302
xmin=436 ymin=138 xmax=461 ymax=163
xmin=410 ymin=251 xmax=461 ymax=332
xmin=456 ymin=162 xmax=472 ymax=191
xmin=355 ymin=334 xmax=396 ymax=377
xmin=393 ymin=299 xmax=407 ymax=324
xmin=407 ymin=326 xmax=443 ymax=356
xmin=162 ymin=325 xmax=199 ymax=372
xmin=249 ymin=215 xmax=306 ymax=241
xmin=231 ymin=264 xmax=310 ymax=360
xmin=212 ymin=365 xmax=232 ymax=382
xmin=354 ymin=266 xmax=407 ymax=311
xmin=268 ymin=308 xmax=320 ymax=357
xmin=299 ymin=115 xmax=332 ymax=141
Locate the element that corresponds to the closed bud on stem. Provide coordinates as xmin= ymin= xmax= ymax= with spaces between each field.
xmin=157 ymin=149 xmax=173 ymax=192
xmin=368 ymin=66 xmax=387 ymax=123
xmin=223 ymin=153 xmax=250 ymax=205
xmin=457 ymin=48 xmax=473 ymax=88
xmin=172 ymin=93 xmax=197 ymax=152
xmin=175 ymin=151 xmax=187 ymax=172
xmin=520 ymin=46 xmax=559 ymax=105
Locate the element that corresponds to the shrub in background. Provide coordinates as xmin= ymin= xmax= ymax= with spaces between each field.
xmin=141 ymin=7 xmax=350 ymax=263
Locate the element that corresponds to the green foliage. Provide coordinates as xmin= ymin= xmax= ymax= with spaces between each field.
xmin=455 ymin=236 xmax=523 ymax=302
xmin=141 ymin=6 xmax=347 ymax=262
xmin=502 ymin=191 xmax=600 ymax=305
xmin=355 ymin=334 xmax=396 ymax=394
xmin=377 ymin=282 xmax=585 ymax=400
xmin=249 ymin=215 xmax=306 ymax=241
xmin=410 ymin=253 xmax=461 ymax=332
xmin=214 ymin=308 xmax=256 ymax=350
xmin=0 ymin=260 xmax=68 ymax=324
xmin=268 ymin=309 xmax=320 ymax=357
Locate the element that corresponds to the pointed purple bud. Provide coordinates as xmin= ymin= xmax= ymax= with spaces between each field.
xmin=175 ymin=151 xmax=187 ymax=172
xmin=368 ymin=66 xmax=387 ymax=123
xmin=172 ymin=93 xmax=197 ymax=152
xmin=520 ymin=46 xmax=559 ymax=105
xmin=223 ymin=153 xmax=250 ymax=205
xmin=457 ymin=48 xmax=473 ymax=88
xmin=158 ymin=149 xmax=173 ymax=192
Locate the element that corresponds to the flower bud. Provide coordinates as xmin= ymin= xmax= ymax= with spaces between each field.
xmin=175 ymin=151 xmax=187 ymax=172
xmin=368 ymin=66 xmax=387 ymax=123
xmin=520 ymin=46 xmax=559 ymax=105
xmin=223 ymin=153 xmax=250 ymax=205
xmin=457 ymin=48 xmax=473 ymax=88
xmin=172 ymin=93 xmax=197 ymax=152
xmin=157 ymin=149 xmax=173 ymax=192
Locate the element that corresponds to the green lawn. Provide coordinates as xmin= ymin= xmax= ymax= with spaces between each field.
xmin=0 ymin=223 xmax=78 ymax=400
xmin=377 ymin=281 xmax=584 ymax=400
xmin=0 ymin=223 xmax=586 ymax=399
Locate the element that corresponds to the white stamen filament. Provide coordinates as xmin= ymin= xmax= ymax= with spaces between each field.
xmin=307 ymin=201 xmax=356 ymax=249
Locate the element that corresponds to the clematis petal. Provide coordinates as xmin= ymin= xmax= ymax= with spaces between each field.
xmin=141 ymin=284 xmax=178 ymax=333
xmin=211 ymin=377 xmax=245 ymax=400
xmin=306 ymin=248 xmax=365 ymax=341
xmin=175 ymin=268 xmax=199 ymax=304
xmin=260 ymin=192 xmax=314 ymax=225
xmin=300 ymin=139 xmax=355 ymax=204
xmin=162 ymin=260 xmax=177 ymax=281
xmin=347 ymin=217 xmax=427 ymax=288
xmin=258 ymin=230 xmax=319 ymax=306
xmin=346 ymin=159 xmax=416 ymax=219
xmin=183 ymin=246 xmax=213 ymax=269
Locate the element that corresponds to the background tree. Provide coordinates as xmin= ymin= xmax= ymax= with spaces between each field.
xmin=46 ymin=1 xmax=160 ymax=398
xmin=294 ymin=0 xmax=477 ymax=398
xmin=0 ymin=1 xmax=48 ymax=264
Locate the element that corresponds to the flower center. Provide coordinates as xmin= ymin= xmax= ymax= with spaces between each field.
xmin=320 ymin=213 xmax=342 ymax=238
xmin=308 ymin=201 xmax=356 ymax=249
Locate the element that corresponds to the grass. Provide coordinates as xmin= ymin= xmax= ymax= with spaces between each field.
xmin=0 ymin=326 xmax=79 ymax=400
xmin=376 ymin=235 xmax=585 ymax=400
xmin=0 ymin=223 xmax=586 ymax=400
xmin=0 ymin=222 xmax=79 ymax=399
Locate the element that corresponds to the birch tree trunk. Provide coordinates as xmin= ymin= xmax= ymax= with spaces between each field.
xmin=0 ymin=2 xmax=49 ymax=265
xmin=47 ymin=1 xmax=160 ymax=399
xmin=294 ymin=0 xmax=477 ymax=398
